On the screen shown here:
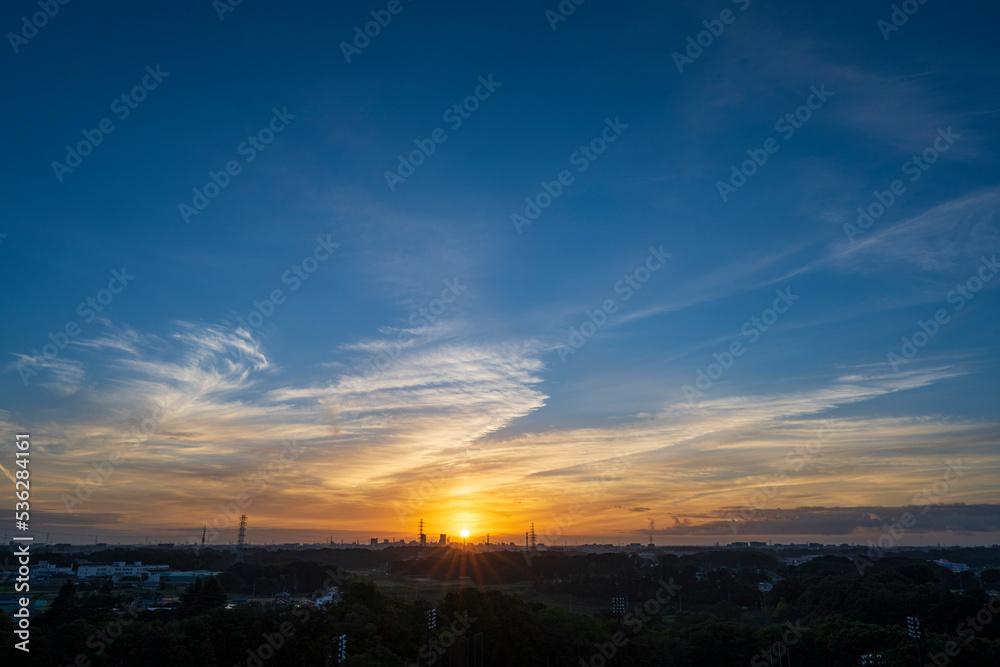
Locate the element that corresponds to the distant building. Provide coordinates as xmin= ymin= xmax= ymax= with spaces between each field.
xmin=439 ymin=534 xmax=447 ymax=545
xmin=370 ymin=538 xmax=378 ymax=546
xmin=34 ymin=561 xmax=75 ymax=580
xmin=313 ymin=586 xmax=343 ymax=606
xmin=158 ymin=570 xmax=221 ymax=584
xmin=77 ymin=561 xmax=169 ymax=582
xmin=934 ymin=559 xmax=969 ymax=573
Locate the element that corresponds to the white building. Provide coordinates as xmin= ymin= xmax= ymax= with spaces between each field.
xmin=77 ymin=561 xmax=169 ymax=582
xmin=32 ymin=561 xmax=75 ymax=581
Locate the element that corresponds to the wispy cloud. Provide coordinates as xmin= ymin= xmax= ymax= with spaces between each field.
xmin=9 ymin=352 xmax=85 ymax=395
xmin=833 ymin=187 xmax=1000 ymax=273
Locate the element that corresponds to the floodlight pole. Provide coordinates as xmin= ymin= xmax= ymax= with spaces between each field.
xmin=423 ymin=609 xmax=437 ymax=667
xmin=907 ymin=616 xmax=923 ymax=667
xmin=612 ymin=596 xmax=627 ymax=666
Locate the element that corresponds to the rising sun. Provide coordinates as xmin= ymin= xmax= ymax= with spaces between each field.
xmin=460 ymin=529 xmax=470 ymax=539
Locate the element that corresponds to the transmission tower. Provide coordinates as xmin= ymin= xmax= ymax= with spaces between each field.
xmin=418 ymin=518 xmax=426 ymax=547
xmin=201 ymin=525 xmax=207 ymax=548
xmin=235 ymin=514 xmax=247 ymax=563
xmin=530 ymin=523 xmax=536 ymax=549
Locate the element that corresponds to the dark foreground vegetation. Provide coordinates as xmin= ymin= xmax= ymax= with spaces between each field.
xmin=2 ymin=546 xmax=999 ymax=666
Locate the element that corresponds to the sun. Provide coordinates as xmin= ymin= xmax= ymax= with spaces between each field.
xmin=460 ymin=528 xmax=470 ymax=539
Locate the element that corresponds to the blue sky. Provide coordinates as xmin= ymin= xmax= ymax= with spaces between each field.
xmin=2 ymin=0 xmax=999 ymax=546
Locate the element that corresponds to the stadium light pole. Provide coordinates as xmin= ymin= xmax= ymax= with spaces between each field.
xmin=423 ymin=609 xmax=437 ymax=667
xmin=612 ymin=596 xmax=627 ymax=666
xmin=906 ymin=616 xmax=923 ymax=667
xmin=335 ymin=633 xmax=346 ymax=665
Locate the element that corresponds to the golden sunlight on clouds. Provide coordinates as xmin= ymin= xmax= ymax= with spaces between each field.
xmin=26 ymin=324 xmax=999 ymax=545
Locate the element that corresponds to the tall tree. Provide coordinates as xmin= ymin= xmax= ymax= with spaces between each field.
xmin=42 ymin=580 xmax=80 ymax=626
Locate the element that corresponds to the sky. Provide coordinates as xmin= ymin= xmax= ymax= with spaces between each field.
xmin=2 ymin=0 xmax=999 ymax=548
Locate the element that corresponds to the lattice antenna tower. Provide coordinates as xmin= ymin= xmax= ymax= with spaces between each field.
xmin=235 ymin=514 xmax=247 ymax=563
